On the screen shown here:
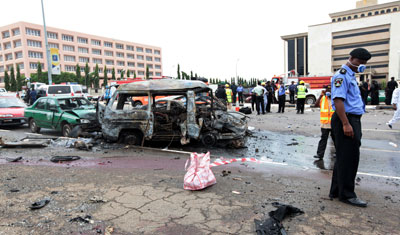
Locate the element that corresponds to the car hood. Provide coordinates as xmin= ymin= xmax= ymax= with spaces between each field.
xmin=65 ymin=108 xmax=96 ymax=120
xmin=0 ymin=107 xmax=25 ymax=118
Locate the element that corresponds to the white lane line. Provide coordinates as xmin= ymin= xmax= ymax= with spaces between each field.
xmin=363 ymin=129 xmax=399 ymax=133
xmin=361 ymin=147 xmax=400 ymax=153
xmin=0 ymin=129 xmax=10 ymax=132
xmin=24 ymin=133 xmax=42 ymax=136
xmin=357 ymin=172 xmax=400 ymax=180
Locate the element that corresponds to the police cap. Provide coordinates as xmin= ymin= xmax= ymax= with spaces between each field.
xmin=350 ymin=48 xmax=371 ymax=61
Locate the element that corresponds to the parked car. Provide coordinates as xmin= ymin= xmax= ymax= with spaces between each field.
xmin=39 ymin=85 xmax=85 ymax=98
xmin=0 ymin=88 xmax=7 ymax=93
xmin=0 ymin=96 xmax=27 ymax=126
xmin=97 ymin=79 xmax=248 ymax=147
xmin=24 ymin=96 xmax=99 ymax=137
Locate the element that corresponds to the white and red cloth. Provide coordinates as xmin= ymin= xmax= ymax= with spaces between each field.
xmin=184 ymin=152 xmax=216 ymax=190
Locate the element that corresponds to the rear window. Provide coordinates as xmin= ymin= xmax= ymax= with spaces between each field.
xmin=48 ymin=86 xmax=71 ymax=94
xmin=73 ymin=86 xmax=82 ymax=93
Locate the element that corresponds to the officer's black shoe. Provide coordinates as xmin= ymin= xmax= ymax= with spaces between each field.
xmin=328 ymin=194 xmax=337 ymax=200
xmin=296 ymin=111 xmax=300 ymax=114
xmin=386 ymin=122 xmax=392 ymax=129
xmin=340 ymin=198 xmax=367 ymax=207
xmin=301 ymin=112 xmax=304 ymax=114
xmin=313 ymin=155 xmax=323 ymax=159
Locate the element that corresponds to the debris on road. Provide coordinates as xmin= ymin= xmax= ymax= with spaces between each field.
xmin=389 ymin=142 xmax=398 ymax=148
xmin=254 ymin=202 xmax=304 ymax=235
xmin=50 ymin=156 xmax=81 ymax=163
xmin=89 ymin=196 xmax=107 ymax=203
xmin=184 ymin=152 xmax=216 ymax=190
xmin=287 ymin=142 xmax=299 ymax=146
xmin=232 ymin=191 xmax=241 ymax=195
xmin=6 ymin=156 xmax=23 ymax=162
xmin=69 ymin=215 xmax=94 ymax=224
xmin=29 ymin=199 xmax=50 ymax=210
xmin=0 ymin=137 xmax=48 ymax=148
xmin=105 ymin=226 xmax=114 ymax=235
xmin=221 ymin=170 xmax=231 ymax=177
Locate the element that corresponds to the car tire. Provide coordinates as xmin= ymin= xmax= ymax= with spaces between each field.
xmin=201 ymin=133 xmax=217 ymax=147
xmin=62 ymin=123 xmax=72 ymax=137
xmin=121 ymin=131 xmax=143 ymax=146
xmin=305 ymin=96 xmax=316 ymax=105
xmin=29 ymin=119 xmax=41 ymax=133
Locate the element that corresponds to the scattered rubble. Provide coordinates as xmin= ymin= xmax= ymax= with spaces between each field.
xmin=50 ymin=156 xmax=81 ymax=163
xmin=29 ymin=199 xmax=50 ymax=210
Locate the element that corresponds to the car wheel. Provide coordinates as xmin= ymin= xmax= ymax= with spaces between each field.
xmin=201 ymin=133 xmax=217 ymax=147
xmin=62 ymin=123 xmax=72 ymax=137
xmin=29 ymin=119 xmax=41 ymax=133
xmin=305 ymin=96 xmax=316 ymax=105
xmin=121 ymin=131 xmax=143 ymax=146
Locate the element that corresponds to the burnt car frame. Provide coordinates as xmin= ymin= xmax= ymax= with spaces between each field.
xmin=97 ymin=79 xmax=248 ymax=147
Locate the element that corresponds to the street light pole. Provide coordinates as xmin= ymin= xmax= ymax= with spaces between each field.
xmin=41 ymin=0 xmax=52 ymax=85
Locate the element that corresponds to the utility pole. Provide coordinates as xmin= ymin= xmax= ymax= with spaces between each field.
xmin=41 ymin=0 xmax=52 ymax=85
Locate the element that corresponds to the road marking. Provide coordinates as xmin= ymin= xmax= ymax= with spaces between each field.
xmin=360 ymin=147 xmax=400 ymax=153
xmin=362 ymin=128 xmax=399 ymax=133
xmin=24 ymin=133 xmax=42 ymax=136
xmin=357 ymin=172 xmax=400 ymax=180
xmin=0 ymin=129 xmax=10 ymax=132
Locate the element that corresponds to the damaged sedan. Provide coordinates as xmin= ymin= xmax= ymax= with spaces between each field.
xmin=97 ymin=79 xmax=248 ymax=147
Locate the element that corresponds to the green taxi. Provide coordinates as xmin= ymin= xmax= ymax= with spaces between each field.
xmin=24 ymin=96 xmax=99 ymax=137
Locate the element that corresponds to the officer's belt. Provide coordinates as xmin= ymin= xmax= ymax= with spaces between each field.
xmin=345 ymin=113 xmax=362 ymax=118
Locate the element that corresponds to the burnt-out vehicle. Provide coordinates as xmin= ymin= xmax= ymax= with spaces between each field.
xmin=97 ymin=79 xmax=248 ymax=147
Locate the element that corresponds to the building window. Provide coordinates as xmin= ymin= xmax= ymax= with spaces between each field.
xmin=26 ymin=28 xmax=41 ymax=36
xmin=80 ymin=66 xmax=85 ymax=72
xmin=156 ymin=72 xmax=161 ymax=76
xmin=91 ymin=39 xmax=101 ymax=46
xmin=116 ymin=43 xmax=124 ymax=49
xmin=117 ymin=61 xmax=125 ymax=66
xmin=28 ymin=51 xmax=43 ymax=58
xmin=147 ymin=64 xmax=153 ymax=69
xmin=394 ymin=8 xmax=398 ymax=12
xmin=155 ymin=57 xmax=161 ymax=62
xmin=138 ymin=63 xmax=144 ymax=68
xmin=354 ymin=15 xmax=358 ymax=18
xmin=97 ymin=67 xmax=103 ymax=73
xmin=2 ymin=31 xmax=10 ymax=39
xmin=387 ymin=9 xmax=391 ymax=13
xmin=12 ymin=28 xmax=20 ymax=36
xmin=27 ymin=40 xmax=41 ymax=48
xmin=342 ymin=17 xmax=346 ymax=21
xmin=155 ymin=65 xmax=161 ymax=69
xmin=138 ymin=71 xmax=144 ymax=75
xmin=79 ymin=57 xmax=89 ymax=63
xmin=63 ymin=45 xmax=74 ymax=51
xmin=49 ymin=43 xmax=59 ymax=49
xmin=128 ymin=62 xmax=135 ymax=67
xmin=92 ymin=58 xmax=102 ymax=64
xmin=78 ymin=47 xmax=89 ymax=54
xmin=47 ymin=31 xmax=58 ymax=39
xmin=0 ymin=66 xmax=4 ymax=72
xmin=106 ymin=68 xmax=112 ymax=74
xmin=4 ymin=42 xmax=12 ymax=50
xmin=146 ymin=56 xmax=153 ymax=62
xmin=64 ymin=55 xmax=76 ymax=62
xmin=380 ymin=10 xmax=385 ymax=14
xmin=77 ymin=37 xmax=88 ymax=44
xmin=62 ymin=34 xmax=74 ymax=42
xmin=92 ymin=49 xmax=101 ymax=55
xmin=361 ymin=13 xmax=365 ymax=17
xmin=104 ymin=41 xmax=113 ymax=48
xmin=0 ymin=55 xmax=2 ymax=61
xmin=5 ymin=53 xmax=13 ymax=61
xmin=14 ymin=40 xmax=22 ymax=48
xmin=296 ymin=37 xmax=305 ymax=76
xmin=65 ymin=65 xmax=76 ymax=72
xmin=7 ymin=65 xmax=14 ymax=71
xmin=126 ymin=45 xmax=134 ymax=51
xmin=145 ymin=48 xmax=152 ymax=53
xmin=30 ymin=62 xmax=44 ymax=70
xmin=338 ymin=18 xmax=342 ymax=21
xmin=15 ymin=51 xmax=23 ymax=59
xmin=137 ymin=55 xmax=144 ymax=60
xmin=375 ymin=11 xmax=379 ymax=15
xmin=127 ymin=53 xmax=134 ymax=59
xmin=154 ymin=50 xmax=160 ymax=55
xmin=116 ymin=52 xmax=124 ymax=58
xmin=0 ymin=44 xmax=2 ymax=50
xmin=137 ymin=47 xmax=143 ymax=52
xmin=106 ymin=60 xmax=114 ymax=65
xmin=105 ymin=50 xmax=113 ymax=57
xmin=347 ymin=16 xmax=351 ymax=20
xmin=17 ymin=63 xmax=24 ymax=70
xmin=367 ymin=12 xmax=372 ymax=16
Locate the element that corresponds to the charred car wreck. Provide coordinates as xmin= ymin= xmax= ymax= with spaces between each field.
xmin=97 ymin=79 xmax=248 ymax=147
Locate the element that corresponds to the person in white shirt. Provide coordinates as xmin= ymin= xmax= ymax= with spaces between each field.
xmin=387 ymin=86 xmax=400 ymax=129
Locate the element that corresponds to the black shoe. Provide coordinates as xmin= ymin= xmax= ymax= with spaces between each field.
xmin=386 ymin=123 xmax=392 ymax=129
xmin=329 ymin=194 xmax=338 ymax=200
xmin=314 ymin=155 xmax=323 ymax=159
xmin=340 ymin=198 xmax=367 ymax=207
xmin=296 ymin=111 xmax=300 ymax=114
xmin=277 ymin=111 xmax=281 ymax=113
xmin=262 ymin=113 xmax=266 ymax=115
xmin=301 ymin=112 xmax=304 ymax=114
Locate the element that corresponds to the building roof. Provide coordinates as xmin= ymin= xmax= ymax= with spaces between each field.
xmin=118 ymin=79 xmax=209 ymax=93
xmin=281 ymin=32 xmax=308 ymax=40
xmin=329 ymin=0 xmax=400 ymax=18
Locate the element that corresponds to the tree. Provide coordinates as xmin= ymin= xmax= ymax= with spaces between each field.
xmin=195 ymin=73 xmax=198 ymax=79
xmin=94 ymin=64 xmax=99 ymax=89
xmin=4 ymin=70 xmax=10 ymax=91
xmin=111 ymin=67 xmax=116 ymax=80
xmin=145 ymin=66 xmax=150 ymax=80
xmin=37 ymin=62 xmax=45 ymax=83
xmin=16 ymin=64 xmax=23 ymax=91
xmin=127 ymin=70 xmax=130 ymax=78
xmin=10 ymin=67 xmax=17 ymax=92
xmin=134 ymin=70 xmax=137 ymax=79
xmin=177 ymin=64 xmax=181 ymax=80
xmin=103 ymin=65 xmax=108 ymax=87
xmin=190 ymin=71 xmax=193 ymax=80
xmin=84 ymin=62 xmax=90 ymax=88
xmin=120 ymin=70 xmax=125 ymax=80
xmin=75 ymin=64 xmax=81 ymax=83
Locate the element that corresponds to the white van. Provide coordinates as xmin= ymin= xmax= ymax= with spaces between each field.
xmin=40 ymin=85 xmax=85 ymax=97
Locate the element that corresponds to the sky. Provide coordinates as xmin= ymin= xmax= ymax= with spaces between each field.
xmin=0 ymin=0 xmax=394 ymax=80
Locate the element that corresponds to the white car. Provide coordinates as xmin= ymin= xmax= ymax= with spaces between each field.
xmin=284 ymin=83 xmax=323 ymax=105
xmin=45 ymin=85 xmax=85 ymax=97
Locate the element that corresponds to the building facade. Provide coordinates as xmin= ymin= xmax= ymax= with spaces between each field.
xmin=281 ymin=0 xmax=400 ymax=83
xmin=0 ymin=21 xmax=162 ymax=86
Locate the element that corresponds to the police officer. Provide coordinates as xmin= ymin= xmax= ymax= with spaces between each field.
xmin=296 ymin=80 xmax=307 ymax=114
xmin=329 ymin=48 xmax=371 ymax=207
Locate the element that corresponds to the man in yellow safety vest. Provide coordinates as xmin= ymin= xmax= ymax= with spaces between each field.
xmin=296 ymin=80 xmax=307 ymax=114
xmin=225 ymin=84 xmax=233 ymax=110
xmin=314 ymin=85 xmax=335 ymax=159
